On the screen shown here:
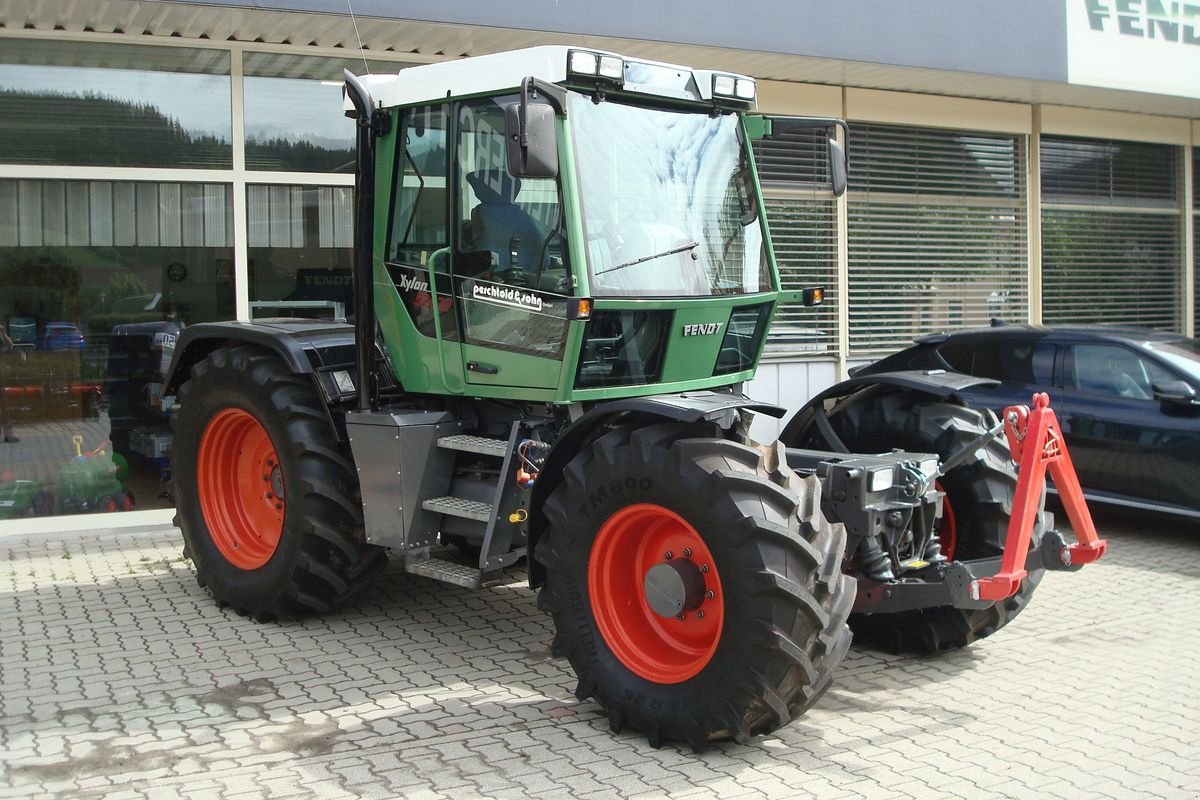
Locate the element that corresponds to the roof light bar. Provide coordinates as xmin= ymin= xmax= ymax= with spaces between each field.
xmin=712 ymin=73 xmax=755 ymax=102
xmin=567 ymin=49 xmax=624 ymax=86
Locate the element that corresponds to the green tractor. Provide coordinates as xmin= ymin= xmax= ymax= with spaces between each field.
xmin=164 ymin=46 xmax=1105 ymax=750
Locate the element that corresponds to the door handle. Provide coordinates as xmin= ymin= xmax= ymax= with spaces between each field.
xmin=467 ymin=361 xmax=499 ymax=375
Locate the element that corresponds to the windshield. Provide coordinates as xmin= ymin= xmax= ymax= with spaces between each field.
xmin=568 ymin=94 xmax=769 ymax=298
xmin=1145 ymin=339 xmax=1200 ymax=383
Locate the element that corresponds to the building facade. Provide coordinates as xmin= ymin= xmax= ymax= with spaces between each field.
xmin=0 ymin=0 xmax=1197 ymax=526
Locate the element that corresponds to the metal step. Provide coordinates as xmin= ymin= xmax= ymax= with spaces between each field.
xmin=436 ymin=434 xmax=508 ymax=458
xmin=422 ymin=495 xmax=493 ymax=522
xmin=406 ymin=558 xmax=481 ymax=589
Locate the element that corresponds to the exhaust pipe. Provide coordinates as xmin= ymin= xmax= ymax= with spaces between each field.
xmin=344 ymin=69 xmax=378 ymax=412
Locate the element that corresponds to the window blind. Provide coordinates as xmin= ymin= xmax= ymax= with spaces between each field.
xmin=846 ymin=124 xmax=1028 ymax=356
xmin=1041 ymin=136 xmax=1182 ymax=332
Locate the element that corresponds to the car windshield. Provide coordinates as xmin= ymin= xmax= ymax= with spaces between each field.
xmin=568 ymin=94 xmax=769 ymax=298
xmin=1144 ymin=339 xmax=1200 ymax=383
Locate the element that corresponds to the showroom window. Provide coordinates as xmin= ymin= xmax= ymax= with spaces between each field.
xmin=846 ymin=123 xmax=1028 ymax=357
xmin=247 ymin=184 xmax=354 ymax=320
xmin=753 ymin=124 xmax=838 ymax=356
xmin=0 ymin=40 xmax=231 ymax=169
xmin=242 ymin=53 xmax=409 ymax=173
xmin=0 ymin=178 xmax=234 ymax=518
xmin=1041 ymin=136 xmax=1182 ymax=332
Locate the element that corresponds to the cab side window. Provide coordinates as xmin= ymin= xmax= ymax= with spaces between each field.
xmin=387 ymin=105 xmax=455 ymax=339
xmin=389 ymin=105 xmax=450 ymax=267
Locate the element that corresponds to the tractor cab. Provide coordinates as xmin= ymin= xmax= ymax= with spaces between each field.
xmin=357 ymin=46 xmax=842 ymax=402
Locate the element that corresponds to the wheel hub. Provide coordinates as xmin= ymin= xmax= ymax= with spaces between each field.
xmin=643 ymin=559 xmax=706 ymax=618
xmin=269 ymin=464 xmax=285 ymax=500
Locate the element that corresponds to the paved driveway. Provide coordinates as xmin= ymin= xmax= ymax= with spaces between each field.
xmin=2 ymin=509 xmax=1198 ymax=799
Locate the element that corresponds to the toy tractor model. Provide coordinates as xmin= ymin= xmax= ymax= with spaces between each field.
xmin=164 ymin=47 xmax=1105 ymax=750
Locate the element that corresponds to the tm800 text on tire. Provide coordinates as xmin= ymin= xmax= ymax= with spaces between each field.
xmin=172 ymin=346 xmax=385 ymax=621
xmin=535 ymin=423 xmax=855 ymax=750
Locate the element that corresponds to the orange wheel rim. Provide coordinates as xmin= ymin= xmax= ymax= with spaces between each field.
xmin=588 ymin=503 xmax=724 ymax=684
xmin=936 ymin=481 xmax=957 ymax=560
xmin=197 ymin=408 xmax=284 ymax=570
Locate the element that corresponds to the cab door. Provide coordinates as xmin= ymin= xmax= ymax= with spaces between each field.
xmin=452 ymin=96 xmax=573 ymax=391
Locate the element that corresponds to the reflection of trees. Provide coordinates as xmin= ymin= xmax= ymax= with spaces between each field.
xmin=0 ymin=90 xmax=229 ymax=168
xmin=246 ymin=136 xmax=354 ymax=172
xmin=1042 ymin=209 xmax=1178 ymax=331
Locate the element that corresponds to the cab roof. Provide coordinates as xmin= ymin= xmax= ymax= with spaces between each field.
xmin=351 ymin=45 xmax=755 ymax=110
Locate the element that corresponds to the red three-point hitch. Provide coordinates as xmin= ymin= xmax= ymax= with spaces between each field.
xmin=971 ymin=393 xmax=1109 ymax=602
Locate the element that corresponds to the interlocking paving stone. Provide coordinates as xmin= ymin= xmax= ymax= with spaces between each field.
xmin=1 ymin=508 xmax=1199 ymax=798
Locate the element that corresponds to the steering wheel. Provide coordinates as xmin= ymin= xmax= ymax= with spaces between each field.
xmin=498 ymin=268 xmax=530 ymax=288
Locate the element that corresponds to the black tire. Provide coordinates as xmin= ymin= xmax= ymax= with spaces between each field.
xmin=794 ymin=389 xmax=1045 ymax=654
xmin=536 ymin=423 xmax=855 ymax=750
xmin=172 ymin=346 xmax=385 ymax=620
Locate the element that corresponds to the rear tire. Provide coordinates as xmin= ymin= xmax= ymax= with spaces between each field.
xmin=536 ymin=424 xmax=854 ymax=749
xmin=172 ymin=346 xmax=385 ymax=620
xmin=792 ymin=390 xmax=1044 ymax=654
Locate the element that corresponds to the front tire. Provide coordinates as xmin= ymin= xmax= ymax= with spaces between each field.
xmin=536 ymin=424 xmax=854 ymax=750
xmin=172 ymin=346 xmax=385 ymax=620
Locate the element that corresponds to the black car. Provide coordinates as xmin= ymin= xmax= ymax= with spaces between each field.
xmin=854 ymin=324 xmax=1200 ymax=519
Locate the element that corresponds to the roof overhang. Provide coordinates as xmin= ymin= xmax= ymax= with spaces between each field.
xmin=1 ymin=0 xmax=1198 ymax=120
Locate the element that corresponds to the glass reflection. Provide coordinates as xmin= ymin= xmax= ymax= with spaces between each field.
xmin=0 ymin=40 xmax=231 ymax=169
xmin=243 ymin=54 xmax=410 ymax=173
xmin=248 ymin=185 xmax=353 ymax=321
xmin=0 ymin=178 xmax=234 ymax=518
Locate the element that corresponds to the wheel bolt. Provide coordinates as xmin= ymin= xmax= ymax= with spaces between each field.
xmin=696 ymin=610 xmax=705 ymax=619
xmin=682 ymin=547 xmax=692 ymax=558
xmin=705 ymin=590 xmax=714 ymax=600
xmin=663 ymin=551 xmax=673 ymax=560
xmin=275 ymin=503 xmax=283 ymax=510
xmin=676 ymin=613 xmax=685 ymax=622
xmin=700 ymin=564 xmax=709 ymax=573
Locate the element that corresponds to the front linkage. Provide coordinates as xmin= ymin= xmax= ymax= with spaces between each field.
xmin=791 ymin=392 xmax=1107 ymax=615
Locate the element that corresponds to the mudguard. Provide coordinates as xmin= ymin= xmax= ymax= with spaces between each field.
xmin=780 ymin=369 xmax=997 ymax=448
xmin=526 ymin=391 xmax=785 ymax=587
xmin=161 ymin=320 xmax=358 ymax=397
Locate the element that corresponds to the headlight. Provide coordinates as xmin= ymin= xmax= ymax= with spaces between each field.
xmin=568 ymin=50 xmax=598 ymax=75
xmin=917 ymin=457 xmax=939 ymax=481
xmin=868 ymin=467 xmax=894 ymax=493
xmin=598 ymin=55 xmax=624 ymax=79
xmin=735 ymin=78 xmax=756 ymax=100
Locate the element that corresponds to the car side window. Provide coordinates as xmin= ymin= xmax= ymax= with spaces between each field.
xmin=945 ymin=340 xmax=1055 ymax=384
xmin=1072 ymin=344 xmax=1175 ymax=400
xmin=936 ymin=342 xmax=974 ymax=373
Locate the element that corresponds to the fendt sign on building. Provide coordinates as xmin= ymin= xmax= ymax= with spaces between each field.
xmin=1068 ymin=0 xmax=1200 ymax=98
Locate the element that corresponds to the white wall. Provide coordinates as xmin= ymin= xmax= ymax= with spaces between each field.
xmin=745 ymin=357 xmax=840 ymax=442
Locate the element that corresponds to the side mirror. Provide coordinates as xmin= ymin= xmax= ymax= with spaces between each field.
xmin=828 ymin=138 xmax=847 ymax=197
xmin=506 ymin=102 xmax=558 ymax=179
xmin=1152 ymin=379 xmax=1198 ymax=406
